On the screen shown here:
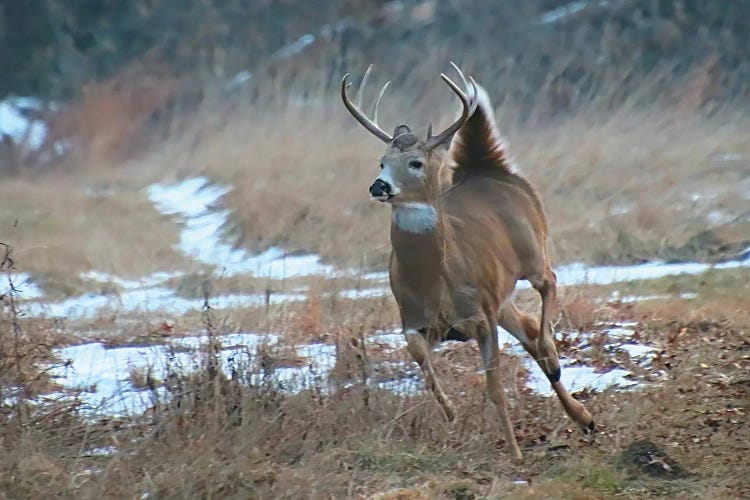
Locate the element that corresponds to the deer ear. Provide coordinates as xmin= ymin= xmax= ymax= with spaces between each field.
xmin=392 ymin=124 xmax=411 ymax=138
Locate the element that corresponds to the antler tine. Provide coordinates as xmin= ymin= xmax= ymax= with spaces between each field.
xmin=370 ymin=80 xmax=390 ymax=124
xmin=448 ymin=61 xmax=470 ymax=94
xmin=341 ymin=72 xmax=393 ymax=144
xmin=425 ymin=70 xmax=477 ymax=151
xmin=448 ymin=62 xmax=480 ymax=107
xmin=468 ymin=75 xmax=479 ymax=105
xmin=356 ymin=64 xmax=374 ymax=108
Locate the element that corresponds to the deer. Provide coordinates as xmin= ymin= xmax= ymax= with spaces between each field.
xmin=341 ymin=64 xmax=595 ymax=460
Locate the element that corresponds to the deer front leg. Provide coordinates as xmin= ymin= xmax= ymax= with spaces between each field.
xmin=404 ymin=328 xmax=456 ymax=422
xmin=477 ymin=316 xmax=523 ymax=461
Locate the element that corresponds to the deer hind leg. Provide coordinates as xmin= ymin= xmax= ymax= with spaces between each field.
xmin=478 ymin=314 xmax=523 ymax=461
xmin=498 ymin=301 xmax=594 ymax=431
xmin=527 ymin=269 xmax=561 ymax=377
xmin=404 ymin=328 xmax=456 ymax=422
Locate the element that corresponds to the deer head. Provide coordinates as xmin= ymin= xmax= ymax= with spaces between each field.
xmin=341 ymin=63 xmax=477 ymax=206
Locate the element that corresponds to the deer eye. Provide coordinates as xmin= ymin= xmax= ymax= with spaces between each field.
xmin=409 ymin=160 xmax=423 ymax=170
xmin=379 ymin=163 xmax=384 ymax=169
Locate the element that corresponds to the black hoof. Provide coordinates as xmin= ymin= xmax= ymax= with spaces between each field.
xmin=583 ymin=420 xmax=596 ymax=434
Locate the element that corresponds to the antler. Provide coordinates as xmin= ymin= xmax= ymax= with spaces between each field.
xmin=341 ymin=65 xmax=393 ymax=143
xmin=424 ymin=62 xmax=478 ymax=151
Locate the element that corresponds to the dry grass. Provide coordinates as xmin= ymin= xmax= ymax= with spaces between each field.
xmin=128 ymin=83 xmax=750 ymax=271
xmin=4 ymin=55 xmax=749 ymax=297
xmin=43 ymin=66 xmax=178 ymax=166
xmin=3 ymin=5 xmax=749 ymax=496
xmin=1 ymin=249 xmax=749 ymax=497
xmin=0 ymin=177 xmax=190 ymax=281
xmin=2 ymin=292 xmax=749 ymax=498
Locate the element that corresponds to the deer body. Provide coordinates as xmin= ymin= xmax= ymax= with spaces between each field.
xmin=342 ymin=65 xmax=594 ymax=461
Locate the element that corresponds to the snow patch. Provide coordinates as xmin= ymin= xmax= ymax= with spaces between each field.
xmin=147 ymin=178 xmax=336 ymax=279
xmin=48 ymin=322 xmax=657 ymax=416
xmin=0 ymin=97 xmax=47 ymax=149
xmin=3 ymin=273 xmax=44 ymax=300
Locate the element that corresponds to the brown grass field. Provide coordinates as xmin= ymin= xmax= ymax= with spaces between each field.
xmin=1 ymin=265 xmax=749 ymax=498
xmin=3 ymin=8 xmax=750 ymax=496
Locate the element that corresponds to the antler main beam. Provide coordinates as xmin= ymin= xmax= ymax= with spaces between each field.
xmin=424 ymin=62 xmax=478 ymax=151
xmin=341 ymin=66 xmax=393 ymax=144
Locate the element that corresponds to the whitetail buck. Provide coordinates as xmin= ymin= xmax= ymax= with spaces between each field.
xmin=341 ymin=64 xmax=595 ymax=460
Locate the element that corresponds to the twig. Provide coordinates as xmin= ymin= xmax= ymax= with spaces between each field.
xmin=379 ymin=400 xmax=429 ymax=441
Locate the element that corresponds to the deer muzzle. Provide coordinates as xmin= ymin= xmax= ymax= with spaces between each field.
xmin=369 ymin=178 xmax=393 ymax=202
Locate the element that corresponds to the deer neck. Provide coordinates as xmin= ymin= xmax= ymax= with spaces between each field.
xmin=390 ymin=200 xmax=449 ymax=282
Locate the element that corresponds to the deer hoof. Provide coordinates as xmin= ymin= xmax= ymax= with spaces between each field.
xmin=583 ymin=420 xmax=597 ymax=434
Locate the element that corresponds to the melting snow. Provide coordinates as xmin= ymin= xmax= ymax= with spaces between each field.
xmin=27 ymin=288 xmax=307 ymax=320
xmin=147 ymin=178 xmax=336 ymax=279
xmin=537 ymin=0 xmax=616 ymax=25
xmin=273 ymin=34 xmax=315 ymax=59
xmin=3 ymin=273 xmax=44 ymax=300
xmin=497 ymin=324 xmax=653 ymax=396
xmin=49 ymin=323 xmax=657 ymax=416
xmin=18 ymin=176 xmax=750 ymax=322
xmin=546 ymin=254 xmax=750 ymax=287
xmin=81 ymin=270 xmax=180 ymax=290
xmin=538 ymin=1 xmax=588 ymax=24
xmin=0 ymin=97 xmax=47 ymax=149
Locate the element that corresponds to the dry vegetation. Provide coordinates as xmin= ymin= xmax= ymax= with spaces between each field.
xmin=0 ymin=177 xmax=190 ymax=281
xmin=22 ymin=61 xmax=750 ymax=281
xmin=1 ymin=264 xmax=749 ymax=498
xmin=3 ymin=2 xmax=750 ymax=497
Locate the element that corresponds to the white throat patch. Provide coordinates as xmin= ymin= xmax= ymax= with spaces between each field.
xmin=392 ymin=202 xmax=437 ymax=234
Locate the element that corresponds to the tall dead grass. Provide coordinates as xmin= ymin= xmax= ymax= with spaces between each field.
xmin=127 ymin=65 xmax=750 ymax=270
xmin=0 ymin=178 xmax=192 ymax=281
xmin=1 ymin=253 xmax=749 ymax=497
xmin=2 ymin=300 xmax=748 ymax=498
xmin=7 ymin=16 xmax=749 ymax=277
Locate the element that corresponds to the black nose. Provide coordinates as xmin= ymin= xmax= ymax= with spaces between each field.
xmin=369 ymin=179 xmax=392 ymax=197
